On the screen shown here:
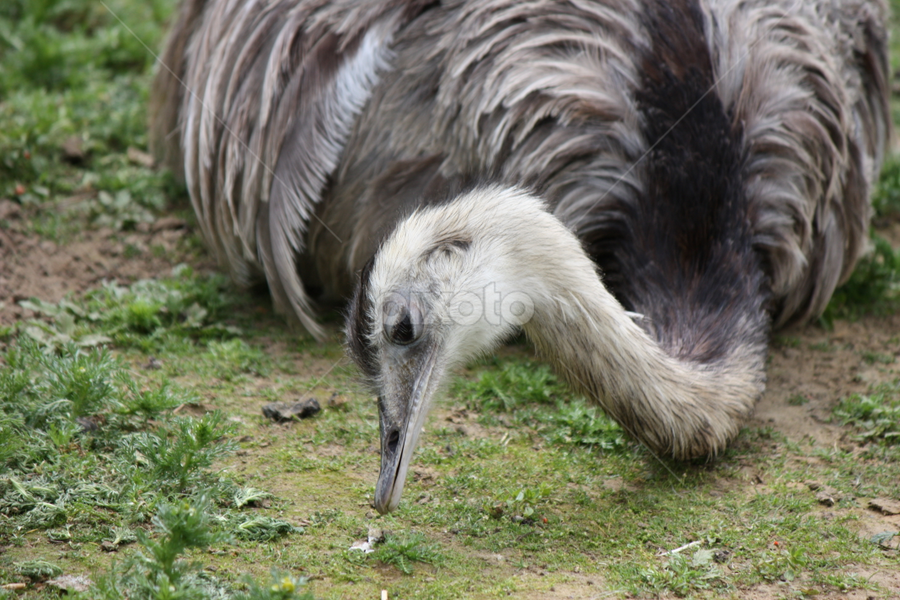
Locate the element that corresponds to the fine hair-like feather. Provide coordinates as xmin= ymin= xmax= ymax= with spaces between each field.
xmin=152 ymin=0 xmax=890 ymax=477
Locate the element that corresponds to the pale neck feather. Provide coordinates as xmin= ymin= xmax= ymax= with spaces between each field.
xmin=459 ymin=187 xmax=766 ymax=460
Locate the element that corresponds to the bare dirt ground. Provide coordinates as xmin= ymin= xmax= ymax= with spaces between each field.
xmin=1 ymin=203 xmax=898 ymax=598
xmin=0 ymin=200 xmax=210 ymax=326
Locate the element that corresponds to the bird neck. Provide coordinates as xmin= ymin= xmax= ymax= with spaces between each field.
xmin=510 ymin=217 xmax=767 ymax=460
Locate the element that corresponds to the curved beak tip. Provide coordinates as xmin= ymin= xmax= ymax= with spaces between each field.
xmin=374 ymin=482 xmax=401 ymax=514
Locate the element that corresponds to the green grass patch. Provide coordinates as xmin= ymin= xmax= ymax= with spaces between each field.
xmin=86 ymin=497 xmax=313 ymax=600
xmin=16 ymin=265 xmax=245 ymax=353
xmin=370 ymin=531 xmax=442 ymax=575
xmin=0 ymin=335 xmax=306 ymax=595
xmin=834 ymin=381 xmax=900 ymax=446
xmin=822 ymin=234 xmax=900 ymax=324
xmin=454 ymin=360 xmax=626 ymax=450
xmin=0 ymin=0 xmax=185 ymax=242
xmin=0 ymin=340 xmax=234 ymax=524
xmin=872 ymin=153 xmax=900 ymax=219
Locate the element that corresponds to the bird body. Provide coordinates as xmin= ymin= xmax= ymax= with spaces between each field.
xmin=152 ymin=0 xmax=890 ymax=513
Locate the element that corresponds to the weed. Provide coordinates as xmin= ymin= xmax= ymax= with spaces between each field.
xmin=141 ymin=497 xmax=229 ymax=579
xmin=454 ymin=360 xmax=624 ymax=449
xmin=14 ymin=559 xmax=63 ymax=581
xmin=872 ymin=152 xmax=900 ymax=218
xmin=1 ymin=339 xmax=119 ymax=439
xmin=372 ymin=531 xmax=442 ymax=575
xmin=822 ymin=234 xmax=900 ymax=324
xmin=787 ymin=394 xmax=809 ymax=406
xmin=234 ymin=571 xmax=315 ymax=600
xmin=454 ymin=361 xmax=564 ymax=411
xmin=87 ymin=497 xmax=313 ymax=599
xmin=630 ymin=548 xmax=724 ymax=597
xmin=16 ymin=267 xmax=243 ymax=352
xmin=834 ymin=382 xmax=900 ymax=444
xmin=0 ymin=338 xmax=267 ymax=545
xmin=119 ymin=412 xmax=236 ymax=494
xmin=234 ymin=487 xmax=274 ymax=509
xmin=117 ymin=379 xmax=188 ymax=416
xmin=229 ymin=515 xmax=302 ymax=542
xmin=488 ymin=483 xmax=554 ymax=520
xmin=543 ymin=400 xmax=626 ymax=449
xmin=861 ymin=350 xmax=895 ymax=365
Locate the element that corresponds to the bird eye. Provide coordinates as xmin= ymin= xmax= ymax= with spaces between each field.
xmin=390 ymin=309 xmax=417 ymax=345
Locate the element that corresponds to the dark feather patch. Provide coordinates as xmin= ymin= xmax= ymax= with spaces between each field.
xmin=345 ymin=256 xmax=379 ymax=381
xmin=610 ymin=0 xmax=769 ymax=361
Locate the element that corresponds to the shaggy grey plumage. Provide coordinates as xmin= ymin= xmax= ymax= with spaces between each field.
xmin=152 ymin=0 xmax=890 ymax=512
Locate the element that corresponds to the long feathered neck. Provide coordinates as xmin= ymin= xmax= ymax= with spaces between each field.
xmin=462 ymin=186 xmax=766 ymax=460
xmin=518 ymin=236 xmax=767 ymax=460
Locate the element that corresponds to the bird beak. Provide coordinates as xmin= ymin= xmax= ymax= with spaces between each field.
xmin=374 ymin=340 xmax=443 ymax=514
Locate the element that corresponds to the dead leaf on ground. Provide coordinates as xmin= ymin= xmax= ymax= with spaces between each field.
xmin=151 ymin=217 xmax=186 ymax=232
xmin=61 ymin=136 xmax=85 ymax=163
xmin=127 ymin=146 xmax=155 ymax=168
xmin=807 ymin=482 xmax=844 ymax=506
xmin=173 ymin=402 xmax=217 ymax=417
xmin=869 ymin=498 xmax=900 ymax=515
xmin=261 ymin=398 xmax=321 ymax=422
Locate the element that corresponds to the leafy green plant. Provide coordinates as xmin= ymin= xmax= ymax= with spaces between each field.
xmin=488 ymin=483 xmax=554 ymax=520
xmin=542 ymin=399 xmax=626 ymax=449
xmin=119 ymin=412 xmax=236 ymax=494
xmin=16 ymin=267 xmax=243 ymax=352
xmin=0 ymin=340 xmax=120 ymax=454
xmin=371 ymin=532 xmax=442 ymax=575
xmin=834 ymin=382 xmax=900 ymax=444
xmin=14 ymin=559 xmax=62 ymax=581
xmin=230 ymin=515 xmax=302 ymax=542
xmin=233 ymin=571 xmax=315 ymax=600
xmin=0 ymin=338 xmax=252 ymax=539
xmin=140 ymin=497 xmax=228 ymax=582
xmin=233 ymin=487 xmax=273 ymax=509
xmin=872 ymin=152 xmax=900 ymax=218
xmin=822 ymin=234 xmax=900 ymax=324
xmin=88 ymin=497 xmax=312 ymax=600
xmin=619 ymin=547 xmax=725 ymax=598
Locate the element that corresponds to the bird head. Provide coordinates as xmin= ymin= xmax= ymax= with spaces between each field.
xmin=346 ymin=186 xmax=547 ymax=513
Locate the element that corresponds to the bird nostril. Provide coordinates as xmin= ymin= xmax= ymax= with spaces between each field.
xmin=385 ymin=429 xmax=400 ymax=456
xmin=391 ymin=311 xmax=416 ymax=345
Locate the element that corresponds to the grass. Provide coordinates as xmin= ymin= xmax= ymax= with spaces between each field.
xmin=0 ymin=0 xmax=899 ymax=598
xmin=85 ymin=496 xmax=314 ymax=600
xmin=821 ymin=234 xmax=900 ymax=325
xmin=454 ymin=359 xmax=627 ymax=450
xmin=834 ymin=382 xmax=900 ymax=449
xmin=10 ymin=287 xmax=897 ymax=598
xmin=0 ymin=337 xmax=308 ymax=597
xmin=0 ymin=0 xmax=187 ymax=243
